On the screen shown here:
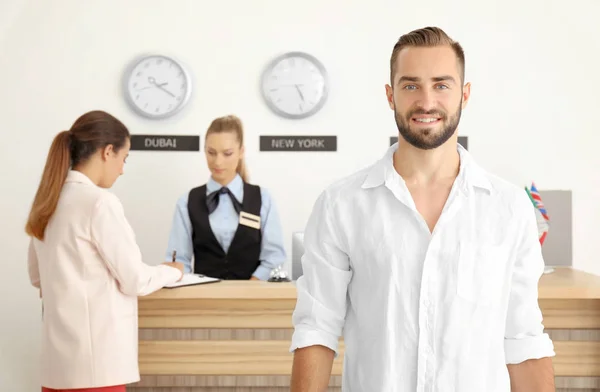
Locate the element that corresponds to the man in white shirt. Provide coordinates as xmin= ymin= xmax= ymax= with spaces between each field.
xmin=289 ymin=26 xmax=556 ymax=392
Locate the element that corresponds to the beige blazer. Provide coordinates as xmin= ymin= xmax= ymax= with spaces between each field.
xmin=27 ymin=170 xmax=182 ymax=389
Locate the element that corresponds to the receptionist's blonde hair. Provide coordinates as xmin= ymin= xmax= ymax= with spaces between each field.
xmin=205 ymin=114 xmax=248 ymax=182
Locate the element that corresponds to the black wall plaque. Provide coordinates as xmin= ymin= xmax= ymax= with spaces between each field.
xmin=260 ymin=136 xmax=337 ymax=152
xmin=389 ymin=135 xmax=469 ymax=150
xmin=130 ymin=135 xmax=200 ymax=151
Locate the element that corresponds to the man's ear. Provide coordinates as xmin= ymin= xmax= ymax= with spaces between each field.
xmin=385 ymin=84 xmax=395 ymax=110
xmin=461 ymin=82 xmax=471 ymax=109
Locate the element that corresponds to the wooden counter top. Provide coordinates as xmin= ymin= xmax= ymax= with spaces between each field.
xmin=142 ymin=280 xmax=297 ymax=300
xmin=140 ymin=267 xmax=600 ymax=302
xmin=539 ymin=267 xmax=600 ymax=299
xmin=133 ymin=267 xmax=600 ymax=392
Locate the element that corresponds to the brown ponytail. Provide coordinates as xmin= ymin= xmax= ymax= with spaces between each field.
xmin=25 ymin=131 xmax=71 ymax=240
xmin=206 ymin=114 xmax=249 ymax=182
xmin=25 ymin=110 xmax=130 ymax=241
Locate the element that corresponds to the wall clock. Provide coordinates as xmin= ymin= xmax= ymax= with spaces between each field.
xmin=260 ymin=51 xmax=329 ymax=119
xmin=123 ymin=54 xmax=192 ymax=119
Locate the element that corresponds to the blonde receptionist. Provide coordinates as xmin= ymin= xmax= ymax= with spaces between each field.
xmin=165 ymin=115 xmax=286 ymax=280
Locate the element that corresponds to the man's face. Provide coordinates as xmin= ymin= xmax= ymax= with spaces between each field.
xmin=385 ymin=45 xmax=470 ymax=150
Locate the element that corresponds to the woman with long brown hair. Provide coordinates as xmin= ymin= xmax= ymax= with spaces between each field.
xmin=25 ymin=110 xmax=184 ymax=392
xmin=165 ymin=114 xmax=286 ymax=280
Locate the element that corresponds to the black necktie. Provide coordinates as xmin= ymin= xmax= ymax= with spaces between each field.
xmin=206 ymin=187 xmax=242 ymax=214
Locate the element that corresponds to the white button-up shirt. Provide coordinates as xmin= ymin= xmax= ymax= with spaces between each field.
xmin=290 ymin=144 xmax=555 ymax=392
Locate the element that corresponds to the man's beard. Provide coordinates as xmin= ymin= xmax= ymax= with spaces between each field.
xmin=394 ymin=101 xmax=462 ymax=150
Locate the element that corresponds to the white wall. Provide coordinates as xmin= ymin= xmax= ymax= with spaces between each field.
xmin=1 ymin=0 xmax=599 ymax=390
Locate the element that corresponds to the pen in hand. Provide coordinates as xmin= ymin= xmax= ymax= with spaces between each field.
xmin=166 ymin=250 xmax=184 ymax=281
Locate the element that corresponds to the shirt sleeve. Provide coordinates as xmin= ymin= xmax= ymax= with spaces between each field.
xmin=504 ymin=192 xmax=556 ymax=364
xmin=165 ymin=193 xmax=194 ymax=273
xmin=91 ymin=192 xmax=182 ymax=296
xmin=27 ymin=238 xmax=41 ymax=289
xmin=253 ymin=188 xmax=287 ymax=280
xmin=289 ymin=190 xmax=352 ymax=357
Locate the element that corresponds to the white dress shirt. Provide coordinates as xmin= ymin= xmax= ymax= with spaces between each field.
xmin=290 ymin=143 xmax=555 ymax=392
xmin=27 ymin=170 xmax=182 ymax=389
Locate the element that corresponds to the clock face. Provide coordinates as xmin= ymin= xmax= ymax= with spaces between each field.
xmin=123 ymin=55 xmax=192 ymax=119
xmin=261 ymin=52 xmax=328 ymax=119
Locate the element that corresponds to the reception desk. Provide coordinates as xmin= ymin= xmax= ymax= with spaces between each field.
xmin=129 ymin=267 xmax=600 ymax=392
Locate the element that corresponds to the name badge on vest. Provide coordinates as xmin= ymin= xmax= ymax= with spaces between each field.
xmin=239 ymin=211 xmax=261 ymax=230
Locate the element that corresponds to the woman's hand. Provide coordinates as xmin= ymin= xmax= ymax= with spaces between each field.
xmin=162 ymin=261 xmax=185 ymax=281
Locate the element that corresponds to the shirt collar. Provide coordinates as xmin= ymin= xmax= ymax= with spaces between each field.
xmin=361 ymin=144 xmax=397 ymax=189
xmin=361 ymin=142 xmax=493 ymax=195
xmin=64 ymin=170 xmax=97 ymax=186
xmin=207 ymin=173 xmax=243 ymax=199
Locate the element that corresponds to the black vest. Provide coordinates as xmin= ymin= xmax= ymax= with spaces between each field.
xmin=187 ymin=183 xmax=262 ymax=280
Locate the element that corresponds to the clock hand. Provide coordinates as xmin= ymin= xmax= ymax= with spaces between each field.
xmin=147 ymin=76 xmax=176 ymax=98
xmin=294 ymin=84 xmax=305 ymax=101
xmin=137 ymin=82 xmax=168 ymax=91
xmin=156 ymin=84 xmax=176 ymax=98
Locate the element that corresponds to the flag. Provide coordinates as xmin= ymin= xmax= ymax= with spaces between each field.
xmin=525 ymin=182 xmax=550 ymax=245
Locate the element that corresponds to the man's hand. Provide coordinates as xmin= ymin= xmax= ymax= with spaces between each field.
xmin=249 ymin=276 xmax=260 ymax=281
xmin=507 ymin=357 xmax=555 ymax=392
